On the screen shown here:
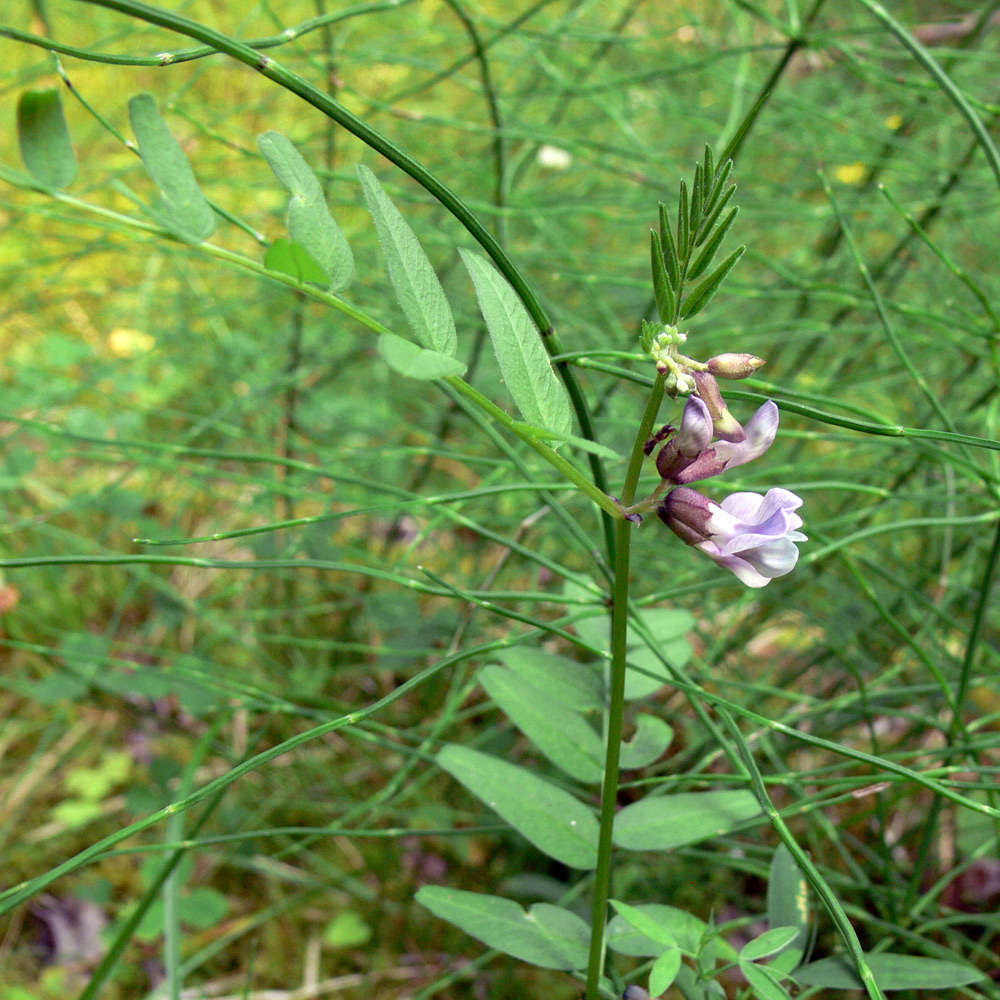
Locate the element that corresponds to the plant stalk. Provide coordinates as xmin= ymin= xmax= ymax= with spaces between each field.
xmin=585 ymin=373 xmax=666 ymax=999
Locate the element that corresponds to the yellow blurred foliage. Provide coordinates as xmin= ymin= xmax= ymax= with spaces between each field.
xmin=835 ymin=162 xmax=866 ymax=185
xmin=106 ymin=327 xmax=155 ymax=357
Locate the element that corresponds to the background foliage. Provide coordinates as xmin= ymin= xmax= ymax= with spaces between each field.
xmin=1 ymin=0 xmax=999 ymax=997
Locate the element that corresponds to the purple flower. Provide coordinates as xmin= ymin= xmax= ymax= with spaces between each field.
xmin=654 ymin=396 xmax=714 ymax=481
xmin=658 ymin=486 xmax=806 ymax=587
xmin=657 ymin=399 xmax=780 ymax=486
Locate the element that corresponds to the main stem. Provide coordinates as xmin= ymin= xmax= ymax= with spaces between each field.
xmin=585 ymin=373 xmax=666 ymax=1000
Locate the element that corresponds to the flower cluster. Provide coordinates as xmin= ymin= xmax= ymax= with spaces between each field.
xmin=646 ymin=367 xmax=806 ymax=588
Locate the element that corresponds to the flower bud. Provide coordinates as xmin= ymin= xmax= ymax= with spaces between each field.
xmin=707 ymin=352 xmax=765 ymax=380
xmin=692 ymin=371 xmax=745 ymax=443
xmin=657 ymin=487 xmax=713 ymax=545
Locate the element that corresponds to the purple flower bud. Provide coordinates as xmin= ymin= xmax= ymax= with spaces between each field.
xmin=655 ymin=397 xmax=717 ymax=481
xmin=674 ymin=396 xmax=713 ymax=457
xmin=692 ymin=371 xmax=745 ymax=443
xmin=707 ymin=353 xmax=766 ymax=380
xmin=658 ymin=486 xmax=806 ymax=587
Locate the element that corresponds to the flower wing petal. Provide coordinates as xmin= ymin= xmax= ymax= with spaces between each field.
xmin=713 ymin=401 xmax=779 ymax=469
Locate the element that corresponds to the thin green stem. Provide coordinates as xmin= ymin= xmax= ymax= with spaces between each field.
xmin=585 ymin=516 xmax=631 ymax=1000
xmin=585 ymin=372 xmax=666 ymax=1000
xmin=443 ymin=376 xmax=622 ymax=519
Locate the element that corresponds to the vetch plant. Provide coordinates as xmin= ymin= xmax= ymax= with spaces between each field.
xmin=2 ymin=5 xmax=997 ymax=1000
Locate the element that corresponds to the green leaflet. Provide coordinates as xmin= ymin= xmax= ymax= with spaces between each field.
xmin=258 ymin=131 xmax=354 ymax=290
xmin=766 ymin=843 xmax=809 ymax=973
xmin=17 ymin=89 xmax=77 ymax=190
xmin=437 ymin=744 xmax=599 ymax=869
xmin=607 ymin=903 xmax=725 ymax=958
xmin=358 ymin=164 xmax=456 ymax=355
xmin=416 ymin=887 xmax=588 ymax=970
xmin=378 ymin=332 xmax=466 ymax=380
xmin=680 ymin=244 xmax=746 ymax=320
xmin=613 ymin=789 xmax=764 ymax=851
xmin=619 ymin=714 xmax=673 ymax=770
xmin=650 ymin=948 xmax=683 ymax=996
xmin=741 ymin=962 xmax=794 ymax=1000
xmin=794 ymin=954 xmax=986 ymax=990
xmin=128 ymin=93 xmax=215 ymax=244
xmin=491 ymin=647 xmax=603 ymax=714
xmin=740 ymin=926 xmax=801 ymax=964
xmin=572 ymin=603 xmax=694 ymax=700
xmin=478 ymin=664 xmax=603 ymax=784
xmin=459 ymin=249 xmax=572 ymax=438
xmin=264 ymin=238 xmax=329 ymax=286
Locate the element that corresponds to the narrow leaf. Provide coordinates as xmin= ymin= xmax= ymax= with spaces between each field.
xmin=701 ymin=166 xmax=735 ymax=235
xmin=607 ymin=904 xmax=721 ymax=958
xmin=794 ymin=954 xmax=986 ymax=990
xmin=650 ymin=947 xmax=683 ymax=995
xmin=493 ymin=647 xmax=603 ymax=714
xmin=619 ymin=715 xmax=673 ymax=770
xmin=657 ymin=203 xmax=680 ymax=289
xmin=702 ymin=145 xmax=714 ymax=195
xmin=378 ymin=333 xmax=466 ymax=380
xmin=677 ymin=179 xmax=690 ymax=260
xmin=691 ymin=163 xmax=703 ymax=229
xmin=264 ymin=238 xmax=329 ymax=285
xmin=17 ymin=89 xmax=76 ymax=189
xmin=650 ymin=230 xmax=675 ymax=324
xmin=478 ymin=665 xmax=603 ymax=784
xmin=259 ymin=131 xmax=354 ymax=290
xmin=767 ymin=844 xmax=808 ymax=973
xmin=358 ymin=164 xmax=455 ymax=351
xmin=610 ymin=900 xmax=677 ymax=947
xmin=741 ymin=962 xmax=794 ymax=1000
xmin=680 ymin=245 xmax=746 ymax=320
xmin=416 ymin=888 xmax=587 ymax=970
xmin=613 ymin=790 xmax=764 ymax=851
xmin=740 ymin=926 xmax=800 ymax=963
xmin=128 ymin=93 xmax=215 ymax=243
xmin=437 ymin=744 xmax=599 ymax=868
xmin=687 ymin=207 xmax=739 ymax=281
xmin=460 ymin=250 xmax=572 ymax=438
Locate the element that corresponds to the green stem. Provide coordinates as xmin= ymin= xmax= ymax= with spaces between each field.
xmin=585 ymin=516 xmax=631 ymax=1000
xmin=584 ymin=373 xmax=666 ymax=1000
xmin=443 ymin=377 xmax=622 ymax=519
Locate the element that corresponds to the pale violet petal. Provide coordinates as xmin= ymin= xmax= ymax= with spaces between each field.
xmin=716 ymin=491 xmax=766 ymax=522
xmin=714 ymin=401 xmax=779 ymax=469
xmin=676 ymin=396 xmax=714 ymax=457
xmin=740 ymin=537 xmax=801 ymax=577
xmin=697 ymin=543 xmax=771 ymax=587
